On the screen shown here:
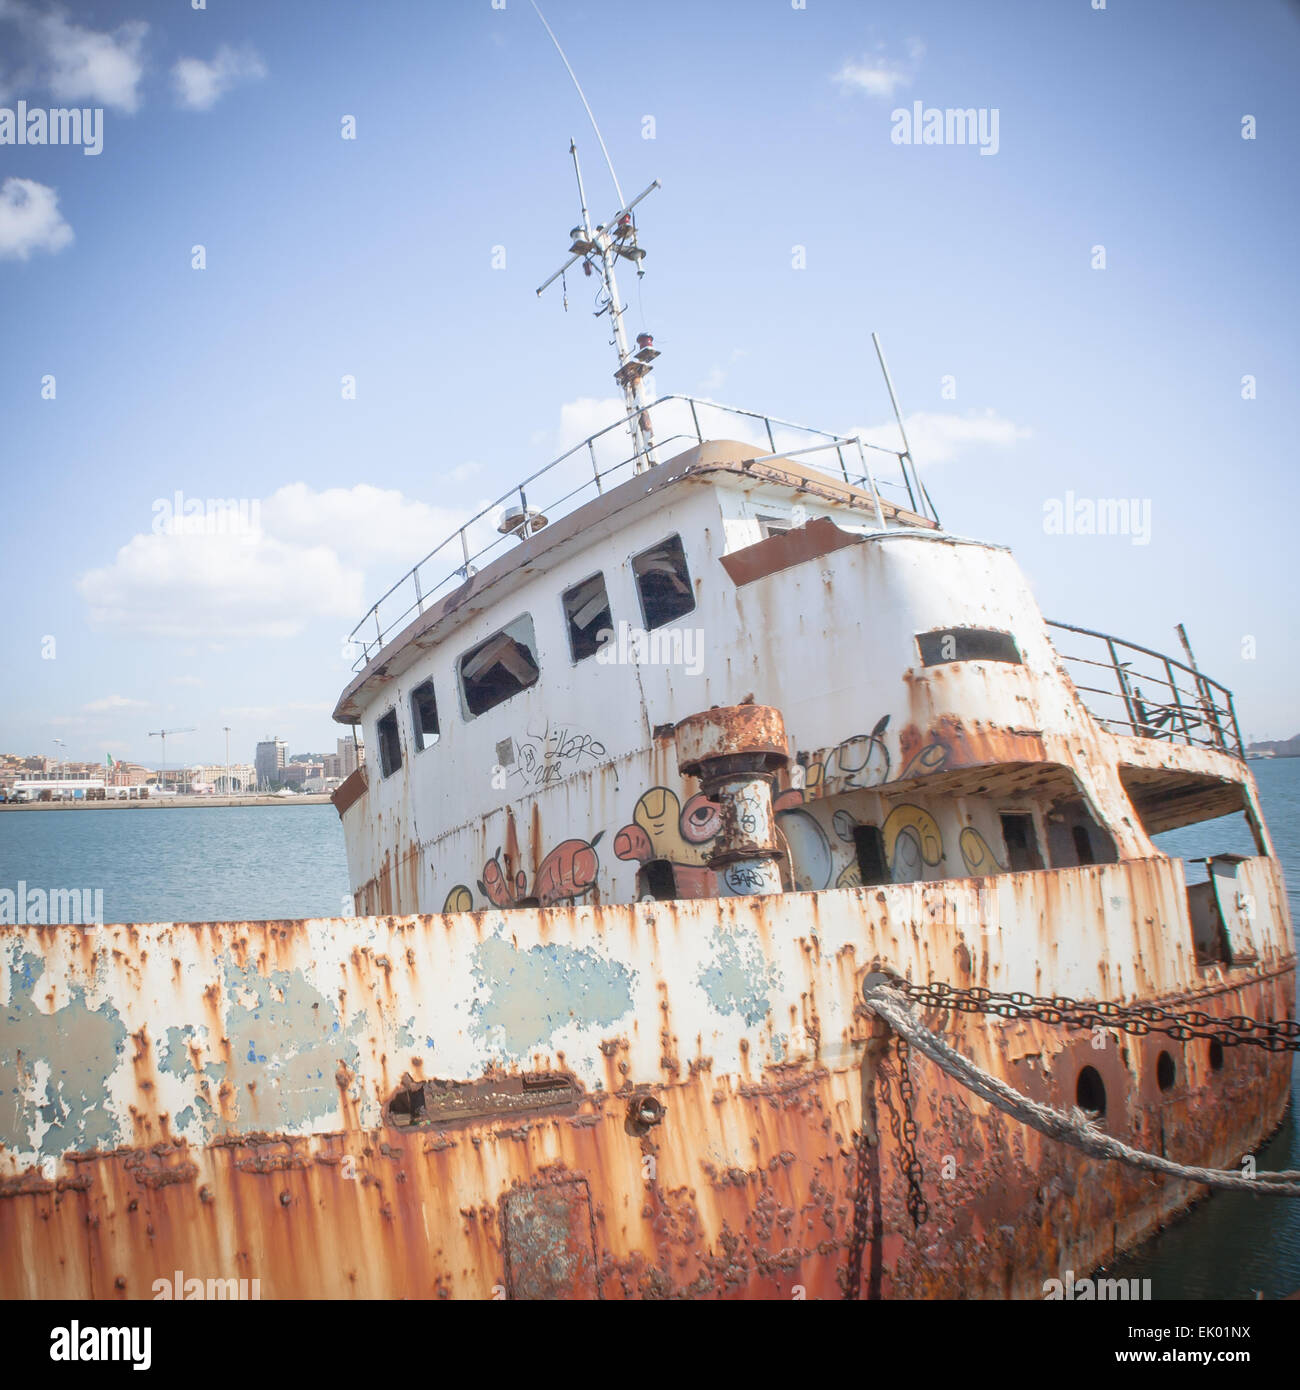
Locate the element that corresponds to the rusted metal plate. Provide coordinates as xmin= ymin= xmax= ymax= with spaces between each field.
xmin=502 ymin=1178 xmax=601 ymax=1299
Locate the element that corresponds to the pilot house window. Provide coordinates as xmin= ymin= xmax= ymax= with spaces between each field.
xmin=377 ymin=708 xmax=402 ymax=778
xmin=917 ymin=628 xmax=1022 ymax=666
xmin=410 ymin=680 xmax=439 ymax=751
xmin=458 ymin=614 xmax=540 ymax=717
xmin=562 ymin=573 xmax=613 ymax=662
xmin=632 ymin=534 xmax=695 ymax=630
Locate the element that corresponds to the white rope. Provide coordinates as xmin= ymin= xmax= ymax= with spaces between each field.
xmin=863 ymin=982 xmax=1300 ymax=1197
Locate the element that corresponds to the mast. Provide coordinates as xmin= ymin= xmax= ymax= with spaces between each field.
xmin=537 ymin=142 xmax=662 ymax=472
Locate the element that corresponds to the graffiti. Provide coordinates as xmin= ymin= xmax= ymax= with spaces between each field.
xmin=442 ymin=884 xmax=474 ymax=914
xmin=776 ymin=715 xmax=892 ymax=809
xmin=508 ymin=723 xmax=607 ymax=789
xmin=882 ymin=804 xmax=944 ymax=881
xmin=899 ymin=740 xmax=949 ymax=778
xmin=959 ymin=826 xmax=1005 ymax=876
xmin=534 ymin=834 xmax=604 ymax=907
xmin=613 ymin=787 xmax=722 ymax=867
xmin=477 ymin=834 xmax=605 ymax=909
xmin=776 ymin=807 xmax=833 ymax=891
xmin=722 ymin=863 xmax=773 ymax=895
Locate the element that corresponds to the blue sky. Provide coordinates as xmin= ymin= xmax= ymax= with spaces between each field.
xmin=1 ymin=0 xmax=1297 ymax=769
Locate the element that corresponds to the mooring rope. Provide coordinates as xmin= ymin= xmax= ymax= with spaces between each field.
xmin=861 ymin=981 xmax=1300 ymax=1197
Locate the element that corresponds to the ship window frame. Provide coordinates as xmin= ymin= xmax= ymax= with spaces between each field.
xmin=376 ymin=707 xmax=403 ymax=779
xmin=561 ymin=570 xmax=614 ymax=665
xmin=916 ymin=627 xmax=1023 ymax=667
xmin=409 ymin=679 xmax=440 ymax=753
xmin=1000 ymin=811 xmax=1044 ymax=872
xmin=631 ymin=533 xmax=696 ymax=632
xmin=457 ymin=612 xmax=541 ymax=720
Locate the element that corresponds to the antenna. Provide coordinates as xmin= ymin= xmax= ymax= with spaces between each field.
xmin=528 ymin=0 xmax=624 ymax=207
xmin=871 ymin=332 xmax=939 ymax=525
xmin=537 ymin=148 xmax=663 ymax=472
xmin=529 ymin=4 xmax=661 ymax=473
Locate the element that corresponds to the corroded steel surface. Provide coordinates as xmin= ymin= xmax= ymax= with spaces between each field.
xmin=1 ymin=855 xmax=1293 ymax=1298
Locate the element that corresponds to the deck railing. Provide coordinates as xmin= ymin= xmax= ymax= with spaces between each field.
xmin=346 ymin=394 xmax=933 ymax=671
xmin=1047 ymin=620 xmax=1244 ymax=758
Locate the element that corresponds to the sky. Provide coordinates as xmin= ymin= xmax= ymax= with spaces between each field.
xmin=1 ymin=0 xmax=1297 ymax=770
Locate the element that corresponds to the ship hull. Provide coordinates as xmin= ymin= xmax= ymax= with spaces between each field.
xmin=1 ymin=855 xmax=1293 ymax=1299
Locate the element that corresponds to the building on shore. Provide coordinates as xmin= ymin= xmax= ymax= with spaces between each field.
xmin=254 ymin=738 xmax=288 ymax=789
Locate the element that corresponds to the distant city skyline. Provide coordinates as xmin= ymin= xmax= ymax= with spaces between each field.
xmin=2 ymin=1 xmax=1297 ymax=758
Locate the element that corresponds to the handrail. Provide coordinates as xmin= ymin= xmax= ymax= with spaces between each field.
xmin=1046 ymin=620 xmax=1244 ymax=758
xmin=346 ymin=393 xmax=932 ymax=671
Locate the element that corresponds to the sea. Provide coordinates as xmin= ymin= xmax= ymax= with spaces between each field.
xmin=1 ymin=760 xmax=1297 ymax=1299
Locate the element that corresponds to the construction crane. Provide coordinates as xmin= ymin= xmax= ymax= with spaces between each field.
xmin=148 ymin=727 xmax=196 ymax=791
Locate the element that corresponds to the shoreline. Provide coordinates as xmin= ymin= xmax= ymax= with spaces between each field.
xmin=0 ymin=794 xmax=333 ymax=811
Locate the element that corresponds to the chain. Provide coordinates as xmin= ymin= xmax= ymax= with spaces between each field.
xmin=891 ymin=980 xmax=1300 ymax=1053
xmin=894 ymin=1038 xmax=929 ymax=1227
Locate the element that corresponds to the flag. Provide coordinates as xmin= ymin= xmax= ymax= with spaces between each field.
xmin=105 ymin=753 xmax=115 ymax=769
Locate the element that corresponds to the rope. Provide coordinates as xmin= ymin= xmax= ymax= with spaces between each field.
xmin=861 ymin=982 xmax=1300 ymax=1197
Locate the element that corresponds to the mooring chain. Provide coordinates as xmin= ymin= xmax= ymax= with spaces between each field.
xmin=894 ymin=1038 xmax=930 ymax=1228
xmin=895 ymin=980 xmax=1300 ymax=1053
xmin=860 ymin=976 xmax=1300 ymax=1199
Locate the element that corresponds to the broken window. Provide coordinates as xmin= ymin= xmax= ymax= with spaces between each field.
xmin=852 ymin=825 xmax=890 ymax=886
xmin=410 ymin=680 xmax=439 ymax=752
xmin=632 ymin=534 xmax=695 ymax=630
xmin=1000 ymin=812 xmax=1044 ymax=871
xmin=562 ymin=572 xmax=613 ymax=663
xmin=458 ymin=614 xmax=540 ymax=718
xmin=377 ymin=708 xmax=402 ymax=778
xmin=917 ymin=628 xmax=1022 ymax=667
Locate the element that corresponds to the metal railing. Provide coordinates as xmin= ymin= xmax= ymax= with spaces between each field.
xmin=346 ymin=394 xmax=932 ymax=671
xmin=1047 ymin=620 xmax=1244 ymax=758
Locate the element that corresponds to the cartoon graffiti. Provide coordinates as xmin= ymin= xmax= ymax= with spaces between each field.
xmin=613 ymin=787 xmax=722 ymax=867
xmin=899 ymin=740 xmax=949 ymax=779
xmin=477 ymin=833 xmax=605 ymax=909
xmin=775 ymin=807 xmax=833 ymax=891
xmin=533 ymin=833 xmax=604 ymax=907
xmin=442 ymin=884 xmax=474 ymax=914
xmin=478 ymin=849 xmax=528 ymax=909
xmin=882 ymin=805 xmax=944 ymax=881
xmin=959 ymin=826 xmax=1005 ymax=876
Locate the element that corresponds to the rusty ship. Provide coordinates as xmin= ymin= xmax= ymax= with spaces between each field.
xmin=1 ymin=145 xmax=1294 ymax=1302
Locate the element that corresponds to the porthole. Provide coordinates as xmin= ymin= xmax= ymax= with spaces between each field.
xmin=1076 ymin=1065 xmax=1106 ymax=1117
xmin=1209 ymin=1039 xmax=1225 ymax=1071
xmin=1156 ymin=1050 xmax=1176 ymax=1092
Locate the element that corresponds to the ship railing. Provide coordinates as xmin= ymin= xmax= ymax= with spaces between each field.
xmin=346 ymin=393 xmax=928 ymax=672
xmin=1046 ymin=620 xmax=1244 ymax=758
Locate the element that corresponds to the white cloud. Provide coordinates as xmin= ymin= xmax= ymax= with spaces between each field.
xmin=83 ymin=695 xmax=151 ymax=713
xmin=833 ymin=39 xmax=924 ymax=100
xmin=219 ymin=702 xmax=332 ymax=722
xmin=78 ymin=482 xmax=471 ymax=640
xmin=849 ymin=409 xmax=1031 ymax=465
xmin=172 ymin=44 xmax=265 ymax=111
xmin=0 ymin=2 xmax=147 ymax=112
xmin=0 ymin=177 xmax=73 ymax=261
